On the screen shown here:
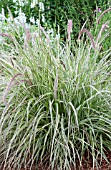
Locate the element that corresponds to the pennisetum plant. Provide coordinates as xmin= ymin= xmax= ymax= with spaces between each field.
xmin=1 ymin=10 xmax=111 ymax=170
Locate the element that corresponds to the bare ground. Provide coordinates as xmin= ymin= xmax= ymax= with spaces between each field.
xmin=1 ymin=150 xmax=111 ymax=170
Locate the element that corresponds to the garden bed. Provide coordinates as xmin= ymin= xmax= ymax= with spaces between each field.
xmin=1 ymin=150 xmax=111 ymax=170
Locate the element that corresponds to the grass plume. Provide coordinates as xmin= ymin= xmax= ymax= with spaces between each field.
xmin=97 ymin=7 xmax=111 ymax=24
xmin=78 ymin=28 xmax=96 ymax=49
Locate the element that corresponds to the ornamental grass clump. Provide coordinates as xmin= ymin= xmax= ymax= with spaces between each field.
xmin=1 ymin=20 xmax=111 ymax=170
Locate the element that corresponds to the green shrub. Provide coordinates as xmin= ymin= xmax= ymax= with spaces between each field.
xmin=0 ymin=19 xmax=111 ymax=169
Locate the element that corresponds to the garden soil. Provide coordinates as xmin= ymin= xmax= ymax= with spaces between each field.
xmin=1 ymin=150 xmax=111 ymax=170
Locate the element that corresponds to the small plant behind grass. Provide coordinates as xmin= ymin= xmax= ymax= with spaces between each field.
xmin=1 ymin=17 xmax=111 ymax=170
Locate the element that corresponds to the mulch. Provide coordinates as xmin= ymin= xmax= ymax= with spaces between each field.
xmin=1 ymin=150 xmax=111 ymax=170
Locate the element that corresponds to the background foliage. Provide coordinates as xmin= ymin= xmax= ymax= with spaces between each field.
xmin=0 ymin=0 xmax=109 ymax=39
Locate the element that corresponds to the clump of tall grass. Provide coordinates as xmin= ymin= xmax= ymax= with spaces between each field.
xmin=1 ymin=17 xmax=111 ymax=170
